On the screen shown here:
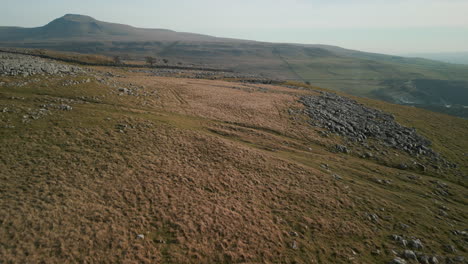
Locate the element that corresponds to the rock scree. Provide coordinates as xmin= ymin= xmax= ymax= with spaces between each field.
xmin=300 ymin=92 xmax=449 ymax=164
xmin=0 ymin=52 xmax=83 ymax=76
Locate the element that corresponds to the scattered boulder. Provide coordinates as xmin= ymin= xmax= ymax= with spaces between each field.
xmin=118 ymin=87 xmax=130 ymax=93
xmin=335 ymin=144 xmax=350 ymax=154
xmin=398 ymin=163 xmax=409 ymax=170
xmin=391 ymin=235 xmax=407 ymax=247
xmin=290 ymin=240 xmax=298 ymax=249
xmin=402 ymin=250 xmax=417 ymax=260
xmin=408 ymin=239 xmax=423 ymax=250
xmin=332 ymin=174 xmax=342 ymax=180
xmin=452 ymin=230 xmax=468 ymax=237
xmin=443 ymin=244 xmax=456 ymax=253
xmin=58 ymin=104 xmax=72 ymax=111
xmin=405 ymin=174 xmax=420 ymax=181
xmin=320 ymin=163 xmax=329 ymax=170
xmin=388 ymin=257 xmax=407 ymax=264
xmin=428 ymin=256 xmax=439 ymax=264
xmin=373 ymin=178 xmax=392 ymax=185
xmin=397 ymin=223 xmax=410 ymax=230
xmin=391 ymin=235 xmax=404 ymax=241
xmin=40 ymin=103 xmax=73 ymax=111
xmin=361 ymin=152 xmax=374 ymax=159
xmin=445 ymin=256 xmax=465 ymax=264
xmin=418 ymin=255 xmax=430 ymax=264
xmin=365 ymin=212 xmax=379 ymax=222
xmin=116 ymin=123 xmax=129 ymax=133
xmin=418 ymin=255 xmax=439 ymax=264
xmin=289 ymin=231 xmax=299 ymax=237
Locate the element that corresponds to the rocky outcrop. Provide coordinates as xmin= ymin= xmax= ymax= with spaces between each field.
xmin=300 ymin=92 xmax=449 ymax=164
xmin=0 ymin=52 xmax=83 ymax=76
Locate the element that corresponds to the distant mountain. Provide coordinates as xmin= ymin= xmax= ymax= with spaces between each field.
xmin=1 ymin=14 xmax=468 ymax=118
xmin=0 ymin=14 xmax=239 ymax=42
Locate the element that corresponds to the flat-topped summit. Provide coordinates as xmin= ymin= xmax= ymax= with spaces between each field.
xmin=0 ymin=14 xmax=228 ymax=42
xmin=59 ymin=14 xmax=97 ymax=22
xmin=41 ymin=14 xmax=110 ymax=37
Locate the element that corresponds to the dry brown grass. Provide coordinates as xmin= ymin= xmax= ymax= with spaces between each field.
xmin=0 ymin=68 xmax=467 ymax=263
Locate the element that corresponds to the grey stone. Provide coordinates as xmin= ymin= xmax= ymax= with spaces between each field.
xmin=444 ymin=244 xmax=456 ymax=253
xmin=289 ymin=231 xmax=299 ymax=237
xmin=398 ymin=163 xmax=409 ymax=170
xmin=118 ymin=87 xmax=129 ymax=93
xmin=400 ymin=239 xmax=407 ymax=247
xmin=366 ymin=213 xmax=379 ymax=222
xmin=300 ymin=92 xmax=451 ymax=167
xmin=332 ymin=174 xmax=342 ymax=180
xmin=291 ymin=240 xmax=298 ymax=249
xmin=397 ymin=223 xmax=410 ymax=230
xmin=408 ymin=239 xmax=423 ymax=249
xmin=428 ymin=256 xmax=439 ymax=264
xmin=402 ymin=250 xmax=417 ymax=260
xmin=388 ymin=257 xmax=407 ymax=264
xmin=59 ymin=104 xmax=72 ymax=111
xmin=452 ymin=230 xmax=468 ymax=236
xmin=418 ymin=255 xmax=431 ymax=264
xmin=335 ymin=144 xmax=350 ymax=153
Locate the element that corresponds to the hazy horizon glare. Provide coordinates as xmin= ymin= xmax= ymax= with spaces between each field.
xmin=1 ymin=0 xmax=468 ymax=54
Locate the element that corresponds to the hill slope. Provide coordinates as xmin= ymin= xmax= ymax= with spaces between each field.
xmin=0 ymin=52 xmax=467 ymax=263
xmin=404 ymin=52 xmax=468 ymax=65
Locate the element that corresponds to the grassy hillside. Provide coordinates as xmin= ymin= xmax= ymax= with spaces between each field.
xmin=404 ymin=52 xmax=468 ymax=65
xmin=0 ymin=56 xmax=467 ymax=263
xmin=3 ymin=40 xmax=468 ymax=118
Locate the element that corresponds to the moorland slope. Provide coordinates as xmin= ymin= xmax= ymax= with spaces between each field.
xmin=0 ymin=52 xmax=467 ymax=263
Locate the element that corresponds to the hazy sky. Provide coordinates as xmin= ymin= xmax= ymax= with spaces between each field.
xmin=2 ymin=0 xmax=468 ymax=54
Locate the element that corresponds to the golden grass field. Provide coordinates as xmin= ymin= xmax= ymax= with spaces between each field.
xmin=0 ymin=62 xmax=467 ymax=263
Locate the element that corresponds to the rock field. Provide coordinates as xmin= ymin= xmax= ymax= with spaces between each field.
xmin=300 ymin=92 xmax=455 ymax=168
xmin=0 ymin=52 xmax=83 ymax=76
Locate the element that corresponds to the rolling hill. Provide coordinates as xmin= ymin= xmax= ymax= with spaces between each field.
xmin=404 ymin=52 xmax=468 ymax=65
xmin=0 ymin=14 xmax=239 ymax=42
xmin=0 ymin=51 xmax=467 ymax=263
xmin=1 ymin=14 xmax=468 ymax=118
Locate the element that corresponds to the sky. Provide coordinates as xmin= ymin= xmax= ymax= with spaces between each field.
xmin=1 ymin=0 xmax=468 ymax=54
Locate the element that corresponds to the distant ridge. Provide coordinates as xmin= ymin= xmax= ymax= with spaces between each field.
xmin=404 ymin=51 xmax=468 ymax=65
xmin=0 ymin=14 xmax=239 ymax=42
